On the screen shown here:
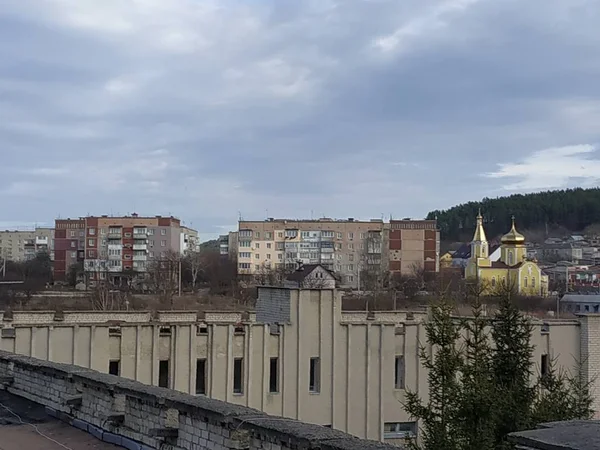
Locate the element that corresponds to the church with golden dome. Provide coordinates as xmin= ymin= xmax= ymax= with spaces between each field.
xmin=466 ymin=212 xmax=548 ymax=296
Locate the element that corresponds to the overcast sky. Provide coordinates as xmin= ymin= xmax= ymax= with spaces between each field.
xmin=1 ymin=1 xmax=600 ymax=240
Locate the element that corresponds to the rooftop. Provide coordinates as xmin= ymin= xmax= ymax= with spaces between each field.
xmin=509 ymin=420 xmax=600 ymax=449
xmin=0 ymin=390 xmax=118 ymax=449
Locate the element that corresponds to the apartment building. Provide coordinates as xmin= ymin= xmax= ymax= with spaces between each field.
xmin=180 ymin=226 xmax=200 ymax=255
xmin=0 ymin=288 xmax=586 ymax=445
xmin=0 ymin=227 xmax=55 ymax=262
xmin=238 ymin=218 xmax=386 ymax=287
xmin=388 ymin=219 xmax=440 ymax=275
xmin=237 ymin=218 xmax=439 ymax=287
xmin=54 ymin=215 xmax=188 ymax=283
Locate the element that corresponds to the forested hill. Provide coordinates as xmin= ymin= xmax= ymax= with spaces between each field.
xmin=427 ymin=188 xmax=600 ymax=242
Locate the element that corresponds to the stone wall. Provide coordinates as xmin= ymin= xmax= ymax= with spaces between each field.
xmin=0 ymin=350 xmax=397 ymax=450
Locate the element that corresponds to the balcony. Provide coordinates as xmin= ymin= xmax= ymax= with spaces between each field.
xmin=36 ymin=237 xmax=48 ymax=245
xmin=107 ymin=232 xmax=122 ymax=239
xmin=133 ymin=232 xmax=148 ymax=239
xmin=133 ymin=254 xmax=147 ymax=261
xmin=133 ymin=244 xmax=147 ymax=251
xmin=108 ymin=265 xmax=122 ymax=272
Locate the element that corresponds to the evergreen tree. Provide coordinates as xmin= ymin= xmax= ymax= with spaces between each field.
xmin=532 ymin=357 xmax=594 ymax=424
xmin=427 ymin=187 xmax=600 ymax=241
xmin=457 ymin=295 xmax=496 ymax=450
xmin=490 ymin=291 xmax=536 ymax=447
xmin=404 ymin=298 xmax=464 ymax=450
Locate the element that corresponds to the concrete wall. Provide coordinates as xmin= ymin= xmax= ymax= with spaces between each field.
xmin=0 ymin=292 xmax=585 ymax=445
xmin=0 ymin=350 xmax=395 ymax=450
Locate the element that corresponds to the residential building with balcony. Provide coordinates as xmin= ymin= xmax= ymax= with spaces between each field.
xmin=180 ymin=225 xmax=200 ymax=254
xmin=237 ymin=218 xmax=387 ymax=288
xmin=54 ymin=214 xmax=193 ymax=284
xmin=0 ymin=227 xmax=55 ymax=262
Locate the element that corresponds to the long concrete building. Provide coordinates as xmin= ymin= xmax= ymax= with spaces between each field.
xmin=0 ymin=286 xmax=591 ymax=446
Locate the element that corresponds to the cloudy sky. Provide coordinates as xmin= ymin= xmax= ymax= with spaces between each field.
xmin=1 ymin=0 xmax=600 ymax=240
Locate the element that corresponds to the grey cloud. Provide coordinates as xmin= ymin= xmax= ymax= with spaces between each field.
xmin=1 ymin=0 xmax=600 ymax=237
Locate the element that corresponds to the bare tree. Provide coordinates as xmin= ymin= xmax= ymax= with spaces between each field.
xmin=148 ymin=250 xmax=181 ymax=308
xmin=185 ymin=251 xmax=207 ymax=291
xmin=253 ymin=263 xmax=292 ymax=287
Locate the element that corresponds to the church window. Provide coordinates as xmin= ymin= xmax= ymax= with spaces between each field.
xmin=532 ymin=277 xmax=536 ymax=288
xmin=508 ymin=251 xmax=514 ymax=265
xmin=524 ymin=277 xmax=528 ymax=288
xmin=491 ymin=277 xmax=496 ymax=288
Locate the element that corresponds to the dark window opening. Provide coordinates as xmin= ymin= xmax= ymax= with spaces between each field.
xmin=159 ymin=326 xmax=171 ymax=335
xmin=394 ymin=356 xmax=405 ymax=389
xmin=309 ymin=357 xmax=320 ymax=393
xmin=197 ymin=324 xmax=208 ymax=335
xmin=196 ymin=359 xmax=207 ymax=395
xmin=159 ymin=360 xmax=170 ymax=388
xmin=233 ymin=358 xmax=244 ymax=394
xmin=109 ymin=360 xmax=120 ymax=376
xmin=234 ymin=324 xmax=245 ymax=334
xmin=541 ymin=354 xmax=549 ymax=377
xmin=269 ymin=358 xmax=279 ymax=393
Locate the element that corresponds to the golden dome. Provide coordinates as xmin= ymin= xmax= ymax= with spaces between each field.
xmin=501 ymin=216 xmax=525 ymax=244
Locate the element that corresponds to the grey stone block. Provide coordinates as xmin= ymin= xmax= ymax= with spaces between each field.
xmin=72 ymin=418 xmax=88 ymax=432
xmin=102 ymin=432 xmax=123 ymax=446
xmin=88 ymin=424 xmax=104 ymax=440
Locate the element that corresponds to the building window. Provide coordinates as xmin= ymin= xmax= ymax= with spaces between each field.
xmin=336 ymin=232 xmax=342 ymax=239
xmin=267 ymin=243 xmax=272 ymax=249
xmin=277 ymin=232 xmax=283 ymax=238
xmin=309 ymin=357 xmax=320 ymax=393
xmin=233 ymin=358 xmax=244 ymax=394
xmin=532 ymin=277 xmax=536 ymax=288
xmin=348 ymin=232 xmax=354 ymax=240
xmin=267 ymin=254 xmax=271 ymax=259
xmin=508 ymin=251 xmax=514 ymax=265
xmin=269 ymin=357 xmax=279 ymax=393
xmin=524 ymin=277 xmax=528 ymax=288
xmin=347 ymin=264 xmax=354 ymax=271
xmin=158 ymin=360 xmax=170 ymax=388
xmin=255 ymin=254 xmax=260 ymax=259
xmin=89 ymin=228 xmax=96 ymax=235
xmin=71 ymin=251 xmax=77 ymax=258
xmin=109 ymin=360 xmax=120 ymax=376
xmin=394 ymin=356 xmax=405 ymax=389
xmin=541 ymin=354 xmax=549 ymax=377
xmin=71 ymin=241 xmax=76 ymax=248
xmin=160 ymin=229 xmax=166 ymax=235
xmin=348 ymin=275 xmax=354 ymax=283
xmin=196 ymin=359 xmax=207 ymax=395
xmin=70 ymin=231 xmax=76 ymax=238
xmin=349 ymin=254 xmax=354 ymax=262
xmin=88 ymin=239 xmax=95 ymax=246
xmin=161 ymin=240 xmax=166 ymax=247
xmin=255 ymin=243 xmax=260 ymax=249
xmin=383 ymin=422 xmax=417 ymax=439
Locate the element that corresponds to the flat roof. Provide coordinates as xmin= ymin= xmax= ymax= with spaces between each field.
xmin=0 ymin=391 xmax=118 ymax=449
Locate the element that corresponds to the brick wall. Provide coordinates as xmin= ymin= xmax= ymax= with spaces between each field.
xmin=0 ymin=350 xmax=396 ymax=450
xmin=256 ymin=288 xmax=291 ymax=324
xmin=579 ymin=314 xmax=600 ymax=418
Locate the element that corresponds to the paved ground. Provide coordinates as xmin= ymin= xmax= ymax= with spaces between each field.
xmin=0 ymin=391 xmax=118 ymax=450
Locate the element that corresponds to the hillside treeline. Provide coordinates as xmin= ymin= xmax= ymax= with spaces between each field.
xmin=427 ymin=187 xmax=600 ymax=241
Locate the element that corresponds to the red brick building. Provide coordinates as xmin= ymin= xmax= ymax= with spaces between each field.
xmin=54 ymin=215 xmax=182 ymax=283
